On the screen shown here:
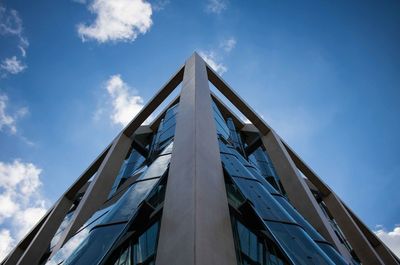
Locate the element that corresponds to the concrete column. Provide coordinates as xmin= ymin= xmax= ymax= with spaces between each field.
xmin=283 ymin=140 xmax=398 ymax=264
xmin=2 ymin=210 xmax=50 ymax=265
xmin=17 ymin=197 xmax=73 ymax=265
xmin=324 ymin=193 xmax=385 ymax=265
xmin=51 ymin=132 xmax=133 ymax=253
xmin=155 ymin=53 xmax=237 ymax=265
xmin=260 ymin=129 xmax=351 ymax=260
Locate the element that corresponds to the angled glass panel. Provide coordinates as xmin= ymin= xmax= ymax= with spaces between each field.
xmin=265 ymin=221 xmax=336 ymax=265
xmin=231 ymin=217 xmax=290 ymax=265
xmin=231 ymin=177 xmax=294 ymax=223
xmin=103 ymin=178 xmax=159 ymax=223
xmin=317 ymin=243 xmax=348 ymax=265
xmin=63 ymin=224 xmax=125 ymax=265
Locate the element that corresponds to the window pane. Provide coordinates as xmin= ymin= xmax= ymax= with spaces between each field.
xmin=63 ymin=224 xmax=125 ymax=265
xmin=232 ymin=218 xmax=290 ymax=265
xmin=265 ymin=221 xmax=335 ymax=265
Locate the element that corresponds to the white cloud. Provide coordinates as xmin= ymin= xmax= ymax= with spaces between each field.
xmin=77 ymin=0 xmax=153 ymax=43
xmin=220 ymin=37 xmax=236 ymax=52
xmin=105 ymin=74 xmax=146 ymax=127
xmin=0 ymin=160 xmax=48 ymax=262
xmin=0 ymin=94 xmax=28 ymax=134
xmin=206 ymin=0 xmax=228 ymax=14
xmin=0 ymin=229 xmax=14 ymax=262
xmin=0 ymin=7 xmax=22 ymax=36
xmin=0 ymin=5 xmax=29 ymax=71
xmin=199 ymin=51 xmax=227 ymax=75
xmin=375 ymin=225 xmax=400 ymax=258
xmin=1 ymin=56 xmax=26 ymax=75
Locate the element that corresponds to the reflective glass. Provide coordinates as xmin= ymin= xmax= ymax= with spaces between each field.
xmin=133 ymin=222 xmax=159 ymax=264
xmin=109 ymin=221 xmax=160 ymax=265
xmin=232 ymin=218 xmax=289 ymax=265
xmin=135 ymin=155 xmax=170 ymax=182
xmin=274 ymin=195 xmax=324 ymax=242
xmin=232 ymin=178 xmax=294 ymax=223
xmin=317 ymin=243 xmax=348 ymax=265
xmin=221 ymin=154 xmax=255 ymax=179
xmin=218 ymin=139 xmax=236 ymax=155
xmin=265 ymin=221 xmax=336 ymax=265
xmin=50 ymin=211 xmax=74 ymax=248
xmin=103 ymin=179 xmax=159 ymax=223
xmin=159 ymin=141 xmax=174 ymax=156
xmin=63 ymin=224 xmax=125 ymax=265
xmin=226 ymin=118 xmax=245 ymax=153
xmin=226 ymin=182 xmax=246 ymax=209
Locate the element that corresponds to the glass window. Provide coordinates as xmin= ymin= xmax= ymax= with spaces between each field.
xmin=221 ymin=154 xmax=255 ymax=179
xmin=136 ymin=155 xmax=171 ymax=182
xmin=265 ymin=221 xmax=336 ymax=265
xmin=63 ymin=223 xmax=126 ymax=265
xmin=103 ymin=179 xmax=159 ymax=223
xmin=273 ymin=195 xmax=325 ymax=242
xmin=159 ymin=141 xmax=173 ymax=156
xmin=110 ymin=222 xmax=160 ymax=265
xmin=133 ymin=222 xmax=159 ymax=264
xmin=232 ymin=178 xmax=294 ymax=223
xmin=225 ymin=182 xmax=246 ymax=209
xmin=231 ymin=217 xmax=290 ymax=265
xmin=317 ymin=243 xmax=348 ymax=265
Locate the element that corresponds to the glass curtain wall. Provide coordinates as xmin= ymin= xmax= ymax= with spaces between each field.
xmin=211 ymin=100 xmax=349 ymax=265
xmin=45 ymin=104 xmax=179 ymax=265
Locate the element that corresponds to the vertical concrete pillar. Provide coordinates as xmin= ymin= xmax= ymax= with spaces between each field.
xmin=324 ymin=193 xmax=385 ymax=265
xmin=207 ymin=66 xmax=351 ymax=259
xmin=283 ymin=140 xmax=397 ymax=264
xmin=155 ymin=53 xmax=237 ymax=265
xmin=51 ymin=132 xmax=132 ymax=255
xmin=16 ymin=197 xmax=73 ymax=265
xmin=261 ymin=129 xmax=351 ymax=260
xmin=12 ymin=145 xmax=111 ymax=265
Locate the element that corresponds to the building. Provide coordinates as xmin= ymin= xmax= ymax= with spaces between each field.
xmin=2 ymin=53 xmax=399 ymax=265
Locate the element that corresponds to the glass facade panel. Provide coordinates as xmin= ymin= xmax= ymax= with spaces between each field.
xmin=317 ymin=243 xmax=348 ymax=265
xmin=110 ymin=221 xmax=160 ymax=265
xmin=232 ymin=217 xmax=290 ymax=265
xmin=103 ymin=179 xmax=160 ymax=223
xmin=212 ymin=101 xmax=230 ymax=140
xmin=265 ymin=221 xmax=335 ymax=265
xmin=135 ymin=154 xmax=171 ymax=183
xmin=231 ymin=177 xmax=294 ymax=223
xmin=63 ymin=223 xmax=125 ymax=265
xmin=133 ymin=222 xmax=159 ymax=264
xmin=274 ymin=195 xmax=325 ymax=242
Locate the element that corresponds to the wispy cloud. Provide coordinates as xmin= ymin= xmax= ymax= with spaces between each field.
xmin=199 ymin=37 xmax=236 ymax=75
xmin=220 ymin=37 xmax=236 ymax=52
xmin=0 ymin=94 xmax=28 ymax=134
xmin=0 ymin=160 xmax=48 ymax=262
xmin=0 ymin=56 xmax=26 ymax=75
xmin=205 ymin=0 xmax=228 ymax=14
xmin=0 ymin=5 xmax=29 ymax=77
xmin=151 ymin=0 xmax=170 ymax=11
xmin=77 ymin=0 xmax=153 ymax=43
xmin=374 ymin=225 xmax=400 ymax=258
xmin=102 ymin=74 xmax=146 ymax=127
xmin=199 ymin=51 xmax=227 ymax=75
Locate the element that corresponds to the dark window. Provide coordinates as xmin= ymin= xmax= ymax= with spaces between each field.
xmin=111 ymin=222 xmax=160 ymax=265
xmin=231 ymin=217 xmax=290 ymax=265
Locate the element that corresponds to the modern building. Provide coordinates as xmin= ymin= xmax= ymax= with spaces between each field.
xmin=2 ymin=53 xmax=399 ymax=265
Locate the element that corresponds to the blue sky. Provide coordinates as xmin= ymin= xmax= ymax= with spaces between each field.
xmin=0 ymin=0 xmax=399 ymax=259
